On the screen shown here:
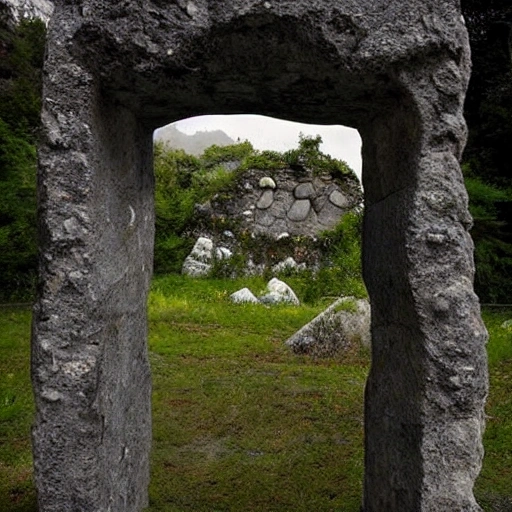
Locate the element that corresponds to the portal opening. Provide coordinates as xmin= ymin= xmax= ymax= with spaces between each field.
xmin=147 ymin=114 xmax=367 ymax=509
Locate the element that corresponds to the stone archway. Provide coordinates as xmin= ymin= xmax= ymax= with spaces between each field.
xmin=32 ymin=2 xmax=488 ymax=511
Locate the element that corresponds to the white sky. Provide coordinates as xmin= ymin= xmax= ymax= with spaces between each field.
xmin=173 ymin=114 xmax=363 ymax=180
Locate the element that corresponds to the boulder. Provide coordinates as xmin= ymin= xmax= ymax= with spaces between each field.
xmin=294 ymin=182 xmax=315 ymax=199
xmin=329 ymin=190 xmax=351 ymax=208
xmin=189 ymin=237 xmax=214 ymax=261
xmin=287 ymin=199 xmax=311 ymax=221
xmin=256 ymin=189 xmax=274 ymax=209
xmin=259 ymin=278 xmax=300 ymax=305
xmin=216 ymin=247 xmax=233 ymax=260
xmin=182 ymin=237 xmax=214 ymax=277
xmin=230 ymin=288 xmax=259 ymax=304
xmin=1 ymin=0 xmax=53 ymax=25
xmin=286 ymin=297 xmax=371 ymax=356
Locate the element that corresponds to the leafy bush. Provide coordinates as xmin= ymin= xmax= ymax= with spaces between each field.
xmin=0 ymin=19 xmax=45 ymax=300
xmin=201 ymin=140 xmax=254 ymax=166
xmin=238 ymin=149 xmax=287 ymax=171
xmin=298 ymin=210 xmax=366 ymax=304
xmin=0 ymin=120 xmax=38 ymax=299
xmin=153 ymin=144 xmax=201 ymax=273
xmin=283 ymin=134 xmax=356 ymax=180
xmin=463 ymin=168 xmax=512 ymax=303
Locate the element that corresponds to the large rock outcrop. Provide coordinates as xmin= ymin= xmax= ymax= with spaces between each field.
xmin=33 ymin=1 xmax=488 ymax=511
xmin=204 ymin=167 xmax=361 ymax=238
xmin=184 ymin=163 xmax=362 ymax=276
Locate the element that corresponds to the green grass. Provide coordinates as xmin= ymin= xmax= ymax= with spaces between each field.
xmin=0 ymin=279 xmax=511 ymax=511
xmin=0 ymin=307 xmax=36 ymax=512
xmin=475 ymin=308 xmax=512 ymax=511
xmin=148 ymin=275 xmax=366 ymax=511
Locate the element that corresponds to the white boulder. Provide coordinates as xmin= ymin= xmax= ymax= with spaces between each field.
xmin=259 ymin=176 xmax=276 ymax=189
xmin=230 ymin=288 xmax=259 ymax=304
xmin=216 ymin=247 xmax=233 ymax=260
xmin=182 ymin=237 xmax=214 ymax=277
xmin=259 ymin=278 xmax=300 ymax=305
xmin=286 ymin=296 xmax=371 ymax=355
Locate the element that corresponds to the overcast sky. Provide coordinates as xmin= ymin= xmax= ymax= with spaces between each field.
xmin=173 ymin=114 xmax=363 ymax=179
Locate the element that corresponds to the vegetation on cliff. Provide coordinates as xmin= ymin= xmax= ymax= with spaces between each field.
xmin=153 ymin=137 xmax=361 ymax=295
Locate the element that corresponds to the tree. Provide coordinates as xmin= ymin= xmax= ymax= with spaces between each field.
xmin=0 ymin=19 xmax=45 ymax=300
xmin=462 ymin=0 xmax=512 ymax=187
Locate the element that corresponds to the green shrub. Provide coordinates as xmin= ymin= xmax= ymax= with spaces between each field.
xmin=463 ymin=169 xmax=512 ymax=303
xmin=238 ymin=149 xmax=287 ymax=171
xmin=297 ymin=210 xmax=366 ymax=304
xmin=0 ymin=19 xmax=45 ymax=301
xmin=0 ymin=19 xmax=45 ymax=138
xmin=201 ymin=140 xmax=254 ymax=166
xmin=153 ymin=143 xmax=201 ymax=273
xmin=283 ymin=134 xmax=356 ymax=180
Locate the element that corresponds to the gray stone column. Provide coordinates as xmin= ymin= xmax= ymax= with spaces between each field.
xmin=31 ymin=20 xmax=154 ymax=511
xmin=361 ymin=55 xmax=489 ymax=511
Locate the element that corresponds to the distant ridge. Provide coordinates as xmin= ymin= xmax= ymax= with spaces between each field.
xmin=155 ymin=124 xmax=235 ymax=156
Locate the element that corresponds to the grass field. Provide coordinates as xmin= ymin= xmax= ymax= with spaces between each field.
xmin=0 ymin=275 xmax=511 ymax=511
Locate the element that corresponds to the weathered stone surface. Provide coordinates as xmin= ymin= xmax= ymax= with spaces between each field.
xmin=254 ymin=209 xmax=275 ymax=227
xmin=259 ymin=278 xmax=300 ymax=305
xmin=267 ymin=188 xmax=295 ymax=220
xmin=34 ymin=1 xmax=487 ymax=511
xmin=189 ymin=237 xmax=214 ymax=262
xmin=256 ymin=189 xmax=274 ymax=209
xmin=329 ymin=190 xmax=351 ymax=209
xmin=216 ymin=246 xmax=232 ymax=260
xmin=183 ymin=239 xmax=234 ymax=277
xmin=244 ymin=170 xmax=357 ymax=236
xmin=294 ymin=182 xmax=315 ymax=199
xmin=182 ymin=237 xmax=214 ymax=276
xmin=312 ymin=194 xmax=328 ymax=213
xmin=206 ymin=168 xmax=360 ymax=240
xmin=1 ymin=0 xmax=53 ymax=25
xmin=317 ymin=201 xmax=344 ymax=228
xmin=230 ymin=288 xmax=259 ymax=304
xmin=286 ymin=297 xmax=371 ymax=355
xmin=287 ymin=199 xmax=311 ymax=222
xmin=182 ymin=258 xmax=211 ymax=277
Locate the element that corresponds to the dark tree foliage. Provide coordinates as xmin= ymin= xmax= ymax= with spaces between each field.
xmin=462 ymin=0 xmax=512 ymax=186
xmin=461 ymin=0 xmax=512 ymax=302
xmin=0 ymin=19 xmax=45 ymax=300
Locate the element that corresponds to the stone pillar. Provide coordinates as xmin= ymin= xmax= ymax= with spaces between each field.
xmin=31 ymin=22 xmax=154 ymax=511
xmin=360 ymin=55 xmax=489 ymax=511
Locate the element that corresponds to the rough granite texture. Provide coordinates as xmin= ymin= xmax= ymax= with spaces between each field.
xmin=33 ymin=1 xmax=488 ymax=511
xmin=286 ymin=297 xmax=371 ymax=356
xmin=0 ymin=0 xmax=53 ymax=25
